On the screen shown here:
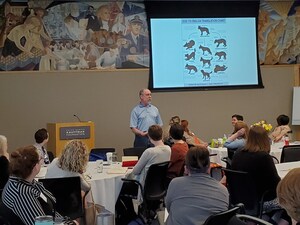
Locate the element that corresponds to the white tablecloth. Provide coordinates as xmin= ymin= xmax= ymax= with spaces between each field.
xmin=85 ymin=162 xmax=129 ymax=214
xmin=275 ymin=161 xmax=300 ymax=178
xmin=208 ymin=144 xmax=283 ymax=167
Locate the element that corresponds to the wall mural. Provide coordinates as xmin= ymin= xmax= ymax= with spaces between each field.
xmin=0 ymin=0 xmax=300 ymax=72
xmin=259 ymin=0 xmax=300 ymax=65
xmin=0 ymin=0 xmax=148 ymax=71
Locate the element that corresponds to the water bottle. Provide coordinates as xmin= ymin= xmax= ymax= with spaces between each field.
xmin=284 ymin=135 xmax=290 ymax=146
xmin=97 ymin=160 xmax=103 ymax=173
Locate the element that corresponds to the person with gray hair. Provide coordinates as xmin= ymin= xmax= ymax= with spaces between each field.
xmin=165 ymin=146 xmax=229 ymax=225
xmin=130 ymin=88 xmax=162 ymax=148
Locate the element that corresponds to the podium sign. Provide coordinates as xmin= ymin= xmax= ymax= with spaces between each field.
xmin=47 ymin=122 xmax=95 ymax=157
xmin=60 ymin=126 xmax=90 ymax=140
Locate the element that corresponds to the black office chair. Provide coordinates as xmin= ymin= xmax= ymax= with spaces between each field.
xmin=89 ymin=148 xmax=115 ymax=161
xmin=47 ymin=151 xmax=54 ymax=162
xmin=203 ymin=204 xmax=243 ymax=225
xmin=0 ymin=199 xmax=25 ymax=225
xmin=39 ymin=176 xmax=84 ymax=220
xmin=116 ymin=161 xmax=170 ymax=224
xmin=280 ymin=145 xmax=300 ymax=163
xmin=228 ymin=214 xmax=272 ymax=225
xmin=223 ymin=168 xmax=269 ymax=218
xmin=210 ymin=162 xmax=223 ymax=181
xmin=220 ymin=148 xmax=238 ymax=169
xmin=123 ymin=147 xmax=147 ymax=159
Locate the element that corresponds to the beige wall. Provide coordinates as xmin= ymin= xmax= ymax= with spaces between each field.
xmin=0 ymin=65 xmax=297 ymax=156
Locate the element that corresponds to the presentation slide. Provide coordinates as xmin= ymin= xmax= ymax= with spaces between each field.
xmin=150 ymin=18 xmax=259 ymax=89
xmin=292 ymin=87 xmax=300 ymax=125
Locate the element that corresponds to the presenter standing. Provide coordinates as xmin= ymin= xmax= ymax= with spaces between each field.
xmin=130 ymin=88 xmax=163 ymax=147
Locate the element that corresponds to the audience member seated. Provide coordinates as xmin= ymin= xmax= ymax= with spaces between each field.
xmin=231 ymin=114 xmax=244 ymax=127
xmin=181 ymin=119 xmax=208 ymax=147
xmin=167 ymin=124 xmax=189 ymax=180
xmin=128 ymin=125 xmax=171 ymax=197
xmin=33 ymin=128 xmax=51 ymax=165
xmin=224 ymin=121 xmax=249 ymax=149
xmin=165 ymin=146 xmax=229 ymax=225
xmin=46 ymin=140 xmax=90 ymax=193
xmin=1 ymin=145 xmax=77 ymax=225
xmin=277 ymin=168 xmax=300 ymax=225
xmin=231 ymin=126 xmax=282 ymax=214
xmin=270 ymin=114 xmax=291 ymax=143
xmin=0 ymin=135 xmax=9 ymax=189
xmin=231 ymin=114 xmax=244 ymax=134
xmin=163 ymin=115 xmax=181 ymax=146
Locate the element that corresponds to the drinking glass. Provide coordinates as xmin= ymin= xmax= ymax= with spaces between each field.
xmin=35 ymin=216 xmax=53 ymax=225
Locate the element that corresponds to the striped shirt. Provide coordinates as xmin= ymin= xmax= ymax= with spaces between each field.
xmin=2 ymin=176 xmax=63 ymax=225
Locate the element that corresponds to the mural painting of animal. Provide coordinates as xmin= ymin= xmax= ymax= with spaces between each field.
xmin=215 ymin=51 xmax=227 ymax=60
xmin=214 ymin=65 xmax=228 ymax=73
xmin=185 ymin=64 xmax=197 ymax=74
xmin=198 ymin=26 xmax=210 ymax=35
xmin=200 ymin=57 xmax=213 ymax=67
xmin=200 ymin=70 xmax=212 ymax=80
xmin=214 ymin=39 xmax=227 ymax=47
xmin=183 ymin=40 xmax=195 ymax=49
xmin=185 ymin=49 xmax=196 ymax=61
xmin=199 ymin=45 xmax=212 ymax=55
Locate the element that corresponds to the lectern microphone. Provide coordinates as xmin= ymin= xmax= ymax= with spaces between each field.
xmin=73 ymin=114 xmax=82 ymax=122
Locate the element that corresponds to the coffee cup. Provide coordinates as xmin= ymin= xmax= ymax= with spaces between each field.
xmin=106 ymin=152 xmax=113 ymax=164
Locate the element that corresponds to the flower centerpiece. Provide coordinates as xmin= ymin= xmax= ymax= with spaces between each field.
xmin=251 ymin=120 xmax=272 ymax=132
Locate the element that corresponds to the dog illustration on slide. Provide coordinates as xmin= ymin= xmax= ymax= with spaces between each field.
xmin=183 ymin=40 xmax=195 ymax=50
xmin=185 ymin=49 xmax=196 ymax=61
xmin=200 ymin=57 xmax=213 ymax=67
xmin=215 ymin=51 xmax=227 ymax=60
xmin=200 ymin=70 xmax=212 ymax=80
xmin=198 ymin=26 xmax=210 ymax=36
xmin=199 ymin=45 xmax=212 ymax=55
xmin=214 ymin=39 xmax=227 ymax=47
xmin=185 ymin=64 xmax=197 ymax=74
xmin=214 ymin=65 xmax=228 ymax=73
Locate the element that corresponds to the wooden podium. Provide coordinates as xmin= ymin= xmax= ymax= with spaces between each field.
xmin=47 ymin=122 xmax=95 ymax=157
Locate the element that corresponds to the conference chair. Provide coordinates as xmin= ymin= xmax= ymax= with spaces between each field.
xmin=0 ymin=198 xmax=25 ymax=225
xmin=116 ymin=161 xmax=170 ymax=224
xmin=39 ymin=176 xmax=84 ymax=220
xmin=222 ymin=168 xmax=269 ymax=218
xmin=280 ymin=145 xmax=300 ymax=163
xmin=123 ymin=147 xmax=147 ymax=159
xmin=47 ymin=151 xmax=54 ymax=162
xmin=89 ymin=148 xmax=115 ymax=161
xmin=228 ymin=214 xmax=272 ymax=225
xmin=203 ymin=204 xmax=243 ymax=225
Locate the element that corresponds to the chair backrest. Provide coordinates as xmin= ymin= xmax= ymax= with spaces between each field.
xmin=123 ymin=147 xmax=147 ymax=159
xmin=227 ymin=148 xmax=238 ymax=160
xmin=203 ymin=205 xmax=241 ymax=225
xmin=210 ymin=163 xmax=223 ymax=181
xmin=222 ymin=168 xmax=262 ymax=217
xmin=89 ymin=148 xmax=115 ymax=161
xmin=47 ymin=151 xmax=54 ymax=162
xmin=228 ymin=214 xmax=272 ymax=225
xmin=0 ymin=199 xmax=25 ymax=225
xmin=280 ymin=145 xmax=300 ymax=163
xmin=143 ymin=161 xmax=170 ymax=201
xmin=39 ymin=176 xmax=83 ymax=220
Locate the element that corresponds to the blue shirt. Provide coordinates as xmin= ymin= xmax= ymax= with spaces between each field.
xmin=224 ymin=138 xmax=246 ymax=149
xmin=130 ymin=103 xmax=163 ymax=132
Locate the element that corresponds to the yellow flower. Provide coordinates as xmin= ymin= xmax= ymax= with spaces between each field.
xmin=251 ymin=120 xmax=272 ymax=132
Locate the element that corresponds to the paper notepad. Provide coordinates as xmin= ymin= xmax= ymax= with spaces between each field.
xmin=106 ymin=167 xmax=128 ymax=174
